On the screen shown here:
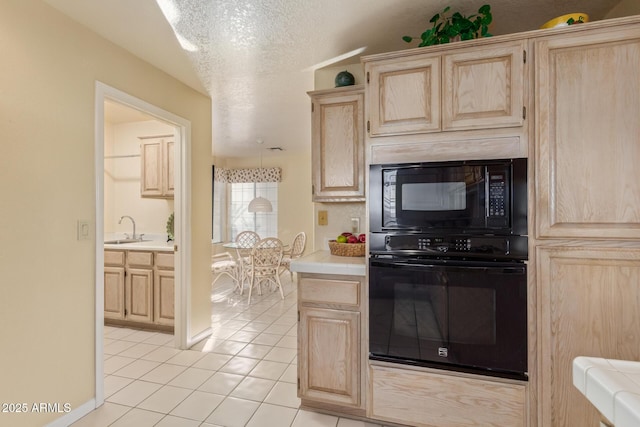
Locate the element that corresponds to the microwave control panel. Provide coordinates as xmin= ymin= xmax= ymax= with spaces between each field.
xmin=487 ymin=166 xmax=510 ymax=227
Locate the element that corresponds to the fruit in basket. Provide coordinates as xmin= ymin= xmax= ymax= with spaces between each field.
xmin=336 ymin=235 xmax=348 ymax=243
xmin=341 ymin=232 xmax=353 ymax=237
xmin=358 ymin=233 xmax=366 ymax=243
xmin=347 ymin=235 xmax=359 ymax=243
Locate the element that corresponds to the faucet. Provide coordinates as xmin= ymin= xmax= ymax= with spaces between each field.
xmin=118 ymin=215 xmax=137 ymax=240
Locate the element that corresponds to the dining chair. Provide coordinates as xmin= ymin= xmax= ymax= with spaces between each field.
xmin=211 ymin=252 xmax=240 ymax=292
xmin=279 ymin=231 xmax=306 ymax=282
xmin=247 ymin=237 xmax=284 ymax=304
xmin=234 ymin=231 xmax=260 ymax=292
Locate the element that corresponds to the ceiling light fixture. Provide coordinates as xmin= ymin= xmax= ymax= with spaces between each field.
xmin=248 ymin=139 xmax=273 ymax=213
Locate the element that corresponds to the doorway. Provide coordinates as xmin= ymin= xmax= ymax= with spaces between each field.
xmin=94 ymin=82 xmax=192 ymax=405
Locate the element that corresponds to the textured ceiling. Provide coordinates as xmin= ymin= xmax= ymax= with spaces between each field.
xmin=45 ymin=0 xmax=621 ymax=158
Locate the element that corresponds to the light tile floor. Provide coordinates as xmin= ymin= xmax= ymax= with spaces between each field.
xmin=73 ymin=274 xmax=385 ymax=427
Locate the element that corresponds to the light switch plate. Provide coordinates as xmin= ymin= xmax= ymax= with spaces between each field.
xmin=77 ymin=220 xmax=90 ymax=240
xmin=318 ymin=210 xmax=328 ymax=226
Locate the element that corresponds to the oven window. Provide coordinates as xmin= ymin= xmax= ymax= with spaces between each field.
xmin=393 ymin=282 xmax=447 ymax=342
xmin=449 ymin=286 xmax=496 ymax=345
xmin=401 ymin=182 xmax=467 ymax=211
xmin=390 ymin=283 xmax=496 ymax=347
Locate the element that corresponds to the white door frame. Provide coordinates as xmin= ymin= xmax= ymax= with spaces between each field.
xmin=94 ymin=82 xmax=192 ymax=405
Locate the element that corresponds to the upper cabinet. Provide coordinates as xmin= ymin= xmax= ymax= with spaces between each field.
xmin=366 ymin=55 xmax=441 ymax=136
xmin=309 ymin=85 xmax=365 ymax=202
xmin=442 ymin=41 xmax=525 ymax=131
xmin=363 ymin=40 xmax=528 ymax=164
xmin=534 ymin=25 xmax=640 ymax=239
xmin=141 ymin=137 xmax=174 ymax=198
xmin=364 ymin=40 xmax=526 ymax=137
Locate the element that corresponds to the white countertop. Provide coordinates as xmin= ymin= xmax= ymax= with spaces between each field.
xmin=104 ymin=239 xmax=174 ymax=252
xmin=573 ymin=356 xmax=640 ymax=427
xmin=290 ymin=250 xmax=366 ymax=276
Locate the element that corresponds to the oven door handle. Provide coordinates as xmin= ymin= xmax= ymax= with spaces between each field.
xmin=370 ymin=259 xmax=526 ymax=275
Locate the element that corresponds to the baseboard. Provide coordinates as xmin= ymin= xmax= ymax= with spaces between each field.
xmin=45 ymin=399 xmax=96 ymax=427
xmin=187 ymin=326 xmax=213 ymax=348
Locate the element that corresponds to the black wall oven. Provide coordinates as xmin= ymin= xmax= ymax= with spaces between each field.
xmin=368 ymin=158 xmax=528 ymax=381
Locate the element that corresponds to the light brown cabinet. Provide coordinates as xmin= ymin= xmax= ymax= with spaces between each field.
xmin=141 ymin=138 xmax=174 ymax=198
xmin=536 ymin=245 xmax=640 ymax=427
xmin=364 ymin=40 xmax=526 ymax=137
xmin=154 ymin=252 xmax=175 ymax=326
xmin=308 ymin=86 xmax=365 ymax=202
xmin=126 ymin=251 xmax=154 ymax=323
xmin=366 ymin=55 xmax=441 ymax=136
xmin=104 ymin=250 xmax=125 ymax=320
xmin=104 ymin=249 xmax=174 ymax=329
xmin=297 ymin=274 xmax=366 ymax=415
xmin=533 ymin=21 xmax=640 ymax=427
xmin=534 ymin=25 xmax=640 ymax=240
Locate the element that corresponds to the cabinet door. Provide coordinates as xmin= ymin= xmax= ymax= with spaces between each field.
xmin=141 ymin=140 xmax=163 ymax=197
xmin=366 ymin=55 xmax=441 ymax=136
xmin=537 ymin=245 xmax=640 ymax=427
xmin=164 ymin=140 xmax=175 ymax=197
xmin=535 ymin=28 xmax=640 ymax=239
xmin=298 ymin=307 xmax=360 ymax=406
xmin=125 ymin=268 xmax=153 ymax=323
xmin=443 ymin=41 xmax=525 ymax=131
xmin=311 ymin=88 xmax=365 ymax=201
xmin=104 ymin=266 xmax=125 ymax=319
xmin=154 ymin=269 xmax=174 ymax=326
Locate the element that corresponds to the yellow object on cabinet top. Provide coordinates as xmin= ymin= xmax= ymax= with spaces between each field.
xmin=541 ymin=13 xmax=589 ymax=29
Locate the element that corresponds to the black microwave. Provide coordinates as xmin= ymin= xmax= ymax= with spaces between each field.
xmin=369 ymin=158 xmax=527 ymax=236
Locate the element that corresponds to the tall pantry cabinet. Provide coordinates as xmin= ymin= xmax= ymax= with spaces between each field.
xmin=533 ymin=21 xmax=640 ymax=427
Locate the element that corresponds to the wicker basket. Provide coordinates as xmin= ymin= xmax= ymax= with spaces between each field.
xmin=328 ymin=240 xmax=365 ymax=257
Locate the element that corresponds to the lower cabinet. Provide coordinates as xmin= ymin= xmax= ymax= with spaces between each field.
xmin=297 ymin=274 xmax=366 ymax=416
xmin=154 ymin=252 xmax=175 ymax=326
xmin=104 ymin=249 xmax=174 ymax=329
xmin=104 ymin=266 xmax=125 ymax=319
xmin=299 ymin=307 xmax=360 ymax=406
xmin=537 ymin=244 xmax=640 ymax=427
xmin=126 ymin=268 xmax=154 ymax=323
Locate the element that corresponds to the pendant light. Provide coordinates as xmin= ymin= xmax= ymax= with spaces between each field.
xmin=248 ymin=139 xmax=273 ymax=213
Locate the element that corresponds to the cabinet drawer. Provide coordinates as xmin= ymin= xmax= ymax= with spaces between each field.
xmin=155 ymin=252 xmax=174 ymax=269
xmin=104 ymin=250 xmax=125 ymax=266
xmin=369 ymin=364 xmax=526 ymax=427
xmin=127 ymin=251 xmax=153 ymax=267
xmin=299 ymin=278 xmax=360 ymax=307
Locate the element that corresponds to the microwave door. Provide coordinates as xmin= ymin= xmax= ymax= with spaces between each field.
xmin=395 ymin=165 xmax=485 ymax=230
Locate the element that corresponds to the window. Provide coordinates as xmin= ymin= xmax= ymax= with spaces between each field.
xmin=229 ymin=182 xmax=278 ymax=239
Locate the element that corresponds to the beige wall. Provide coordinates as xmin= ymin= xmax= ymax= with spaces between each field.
xmin=213 ymin=150 xmax=314 ymax=255
xmin=0 ymin=1 xmax=211 ymax=426
xmin=606 ymin=0 xmax=640 ymax=18
xmin=104 ymin=119 xmax=175 ymax=237
xmin=313 ymin=203 xmax=367 ymax=251
xmin=314 ymin=63 xmax=364 ymax=91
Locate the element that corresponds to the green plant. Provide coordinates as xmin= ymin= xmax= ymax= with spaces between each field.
xmin=403 ymin=4 xmax=492 ymax=47
xmin=166 ymin=212 xmax=174 ymax=242
xmin=566 ymin=16 xmax=586 ymax=25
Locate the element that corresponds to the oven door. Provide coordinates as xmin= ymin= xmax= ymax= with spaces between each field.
xmin=369 ymin=257 xmax=528 ymax=380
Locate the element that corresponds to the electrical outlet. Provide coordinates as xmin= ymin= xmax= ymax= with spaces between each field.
xmin=318 ymin=210 xmax=328 ymax=226
xmin=351 ymin=217 xmax=360 ymax=234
